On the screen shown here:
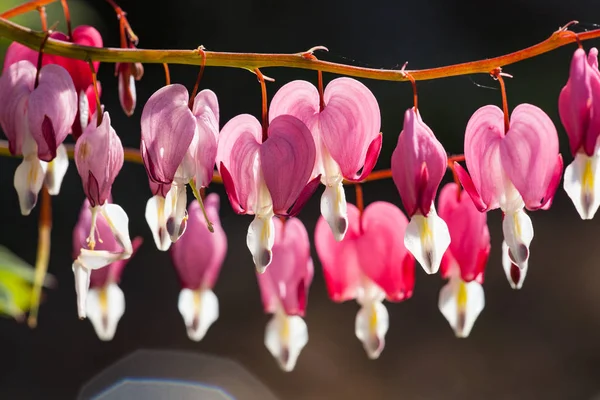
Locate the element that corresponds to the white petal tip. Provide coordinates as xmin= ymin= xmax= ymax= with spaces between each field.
xmin=404 ymin=211 xmax=449 ymax=275
xmin=438 ymin=279 xmax=485 ymax=339
xmin=265 ymin=314 xmax=308 ymax=372
xmin=178 ymin=289 xmax=219 ymax=342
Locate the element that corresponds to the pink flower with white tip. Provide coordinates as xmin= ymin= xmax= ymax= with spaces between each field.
xmin=455 ymin=104 xmax=563 ymax=270
xmin=73 ymin=112 xmax=132 ymax=319
xmin=269 ymin=77 xmax=382 ymax=241
xmin=170 ymin=194 xmax=227 ymax=342
xmin=141 ymin=84 xmax=219 ymax=249
xmin=315 ymin=202 xmax=415 ymax=359
xmin=0 ymin=60 xmax=77 ymax=215
xmin=437 ymin=183 xmax=490 ymax=338
xmin=391 ymin=107 xmax=450 ymax=274
xmin=559 ymin=47 xmax=600 ymax=219
xmin=256 ymin=217 xmax=313 ymax=372
xmin=217 ymin=114 xmax=318 ymax=273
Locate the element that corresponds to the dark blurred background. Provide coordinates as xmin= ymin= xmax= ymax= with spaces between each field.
xmin=2 ymin=0 xmax=600 ymax=398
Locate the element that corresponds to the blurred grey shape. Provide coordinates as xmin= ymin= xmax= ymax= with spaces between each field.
xmin=77 ymin=349 xmax=279 ymax=400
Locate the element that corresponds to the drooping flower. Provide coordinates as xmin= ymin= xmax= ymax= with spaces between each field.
xmin=0 ymin=60 xmax=77 ymax=215
xmin=269 ymin=77 xmax=382 ymax=241
xmin=217 ymin=114 xmax=318 ymax=272
xmin=315 ymin=202 xmax=415 ymax=359
xmin=455 ymin=104 xmax=563 ymax=270
xmin=391 ymin=107 xmax=450 ymax=274
xmin=141 ymin=84 xmax=219 ymax=248
xmin=437 ymin=183 xmax=490 ymax=338
xmin=256 ymin=217 xmax=313 ymax=371
xmin=559 ymin=47 xmax=600 ymax=219
xmin=501 ymin=240 xmax=528 ymax=289
xmin=170 ymin=194 xmax=227 ymax=341
xmin=115 ymin=45 xmax=144 ymax=117
xmin=4 ymin=25 xmax=104 ymax=139
xmin=86 ymin=237 xmax=142 ymax=341
xmin=72 ymin=198 xmax=133 ymax=320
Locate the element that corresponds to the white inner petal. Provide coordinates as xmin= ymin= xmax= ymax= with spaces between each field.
xmin=355 ymin=300 xmax=388 ymax=359
xmin=44 ymin=143 xmax=69 ymax=196
xmin=145 ymin=194 xmax=172 ymax=251
xmin=563 ymin=151 xmax=600 ymax=220
xmin=502 ymin=208 xmax=533 ymax=269
xmin=438 ymin=276 xmax=485 ymax=338
xmin=404 ymin=206 xmax=450 ymax=275
xmin=320 ymin=179 xmax=348 ymax=241
xmin=72 ymin=261 xmax=91 ymax=319
xmin=501 ymin=240 xmax=528 ymax=289
xmin=166 ymin=183 xmax=188 ymax=243
xmin=264 ymin=311 xmax=308 ymax=372
xmin=86 ymin=283 xmax=125 ymax=341
xmin=178 ymin=288 xmax=219 ymax=342
xmin=14 ymin=156 xmax=47 ymax=216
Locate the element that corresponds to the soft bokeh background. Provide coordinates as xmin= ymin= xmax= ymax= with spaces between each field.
xmin=2 ymin=0 xmax=600 ymax=398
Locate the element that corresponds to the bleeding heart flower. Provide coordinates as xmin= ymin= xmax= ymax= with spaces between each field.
xmin=170 ymin=194 xmax=227 ymax=341
xmin=315 ymin=202 xmax=415 ymax=359
xmin=0 ymin=60 xmax=76 ymax=215
xmin=501 ymin=240 xmax=528 ymax=289
xmin=217 ymin=113 xmax=318 ymax=273
xmin=437 ymin=183 xmax=490 ymax=338
xmin=455 ymin=104 xmax=563 ymax=269
xmin=3 ymin=25 xmax=104 ymax=139
xmin=391 ymin=107 xmax=450 ymax=275
xmin=141 ymin=84 xmax=219 ymax=246
xmin=72 ymin=199 xmax=133 ymax=320
xmin=86 ymin=237 xmax=142 ymax=341
xmin=115 ymin=45 xmax=144 ymax=117
xmin=256 ymin=217 xmax=313 ymax=371
xmin=559 ymin=48 xmax=600 ymax=219
xmin=269 ymin=77 xmax=382 ymax=241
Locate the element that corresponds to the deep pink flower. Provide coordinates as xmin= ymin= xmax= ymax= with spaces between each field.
xmin=141 ymin=84 xmax=219 ymax=245
xmin=455 ymin=104 xmax=563 ymax=269
xmin=559 ymin=48 xmax=600 ymax=219
xmin=269 ymin=78 xmax=382 ymax=241
xmin=170 ymin=194 xmax=227 ymax=341
xmin=315 ymin=202 xmax=415 ymax=359
xmin=391 ymin=107 xmax=450 ymax=275
xmin=256 ymin=217 xmax=313 ymax=371
xmin=72 ymin=199 xmax=133 ymax=320
xmin=217 ymin=113 xmax=318 ymax=272
xmin=437 ymin=183 xmax=490 ymax=338
xmin=0 ymin=60 xmax=76 ymax=215
xmin=115 ymin=46 xmax=144 ymax=117
xmin=75 ymin=111 xmax=124 ymax=208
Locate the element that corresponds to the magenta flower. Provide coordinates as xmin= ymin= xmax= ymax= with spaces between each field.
xmin=170 ymin=194 xmax=227 ymax=341
xmin=72 ymin=198 xmax=134 ymax=320
xmin=455 ymin=104 xmax=563 ymax=269
xmin=391 ymin=107 xmax=450 ymax=274
xmin=75 ymin=111 xmax=124 ymax=208
xmin=141 ymin=84 xmax=219 ymax=247
xmin=437 ymin=183 xmax=490 ymax=338
xmin=217 ymin=114 xmax=318 ymax=272
xmin=85 ymin=237 xmax=142 ymax=341
xmin=269 ymin=78 xmax=382 ymax=241
xmin=256 ymin=217 xmax=313 ymax=371
xmin=4 ymin=25 xmax=104 ymax=139
xmin=0 ymin=60 xmax=77 ymax=215
xmin=559 ymin=48 xmax=600 ymax=219
xmin=315 ymin=202 xmax=415 ymax=359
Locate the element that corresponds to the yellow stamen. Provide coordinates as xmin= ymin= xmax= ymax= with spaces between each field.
xmin=280 ymin=314 xmax=290 ymax=342
xmin=368 ymin=302 xmax=378 ymax=333
xmin=27 ymin=161 xmax=38 ymax=185
xmin=582 ymin=159 xmax=595 ymax=192
xmin=512 ymin=212 xmax=521 ymax=237
xmin=193 ymin=289 xmax=201 ymax=314
xmin=457 ymin=280 xmax=468 ymax=310
xmin=99 ymin=286 xmax=109 ymax=314
xmin=419 ymin=217 xmax=432 ymax=243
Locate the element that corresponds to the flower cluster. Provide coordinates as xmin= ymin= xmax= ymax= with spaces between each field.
xmin=1 ymin=11 xmax=599 ymax=372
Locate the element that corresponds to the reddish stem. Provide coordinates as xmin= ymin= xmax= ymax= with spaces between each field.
xmin=105 ymin=0 xmax=138 ymax=44
xmin=59 ymin=0 xmax=71 ymax=39
xmin=89 ymin=61 xmax=102 ymax=126
xmin=255 ymin=68 xmax=269 ymax=142
xmin=447 ymin=155 xmax=465 ymax=200
xmin=355 ymin=183 xmax=364 ymax=233
xmin=317 ymin=70 xmax=325 ymax=112
xmin=37 ymin=6 xmax=47 ymax=31
xmin=34 ymin=31 xmax=51 ymax=88
xmin=0 ymin=0 xmax=57 ymax=19
xmin=404 ymin=71 xmax=418 ymax=110
xmin=163 ymin=63 xmax=171 ymax=85
xmin=491 ymin=68 xmax=510 ymax=133
xmin=189 ymin=47 xmax=206 ymax=110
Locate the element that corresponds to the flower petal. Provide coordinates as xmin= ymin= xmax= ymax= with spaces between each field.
xmin=140 ymin=84 xmax=196 ymax=185
xmin=166 ymin=183 xmax=188 ymax=243
xmin=44 ymin=144 xmax=69 ymax=196
xmin=145 ymin=194 xmax=172 ymax=251
xmin=193 ymin=90 xmax=219 ymax=188
xmin=564 ymin=151 xmax=600 ymax=219
xmin=28 ymin=64 xmax=77 ymax=161
xmin=358 ymin=201 xmax=415 ymax=301
xmin=72 ymin=261 xmax=91 ymax=319
xmin=355 ymin=300 xmax=388 ymax=359
xmin=501 ymin=104 xmax=561 ymax=211
xmin=501 ymin=240 xmax=528 ymax=289
xmin=287 ymin=175 xmax=321 ymax=218
xmin=463 ymin=105 xmax=506 ymax=211
xmin=269 ymin=80 xmax=319 ymax=124
xmin=0 ymin=60 xmax=35 ymax=155
xmin=264 ymin=313 xmax=308 ymax=372
xmin=14 ymin=154 xmax=47 ymax=216
xmin=320 ymin=180 xmax=348 ymax=241
xmin=261 ymin=115 xmax=316 ymax=214
xmin=178 ymin=288 xmax=219 ymax=341
xmin=247 ymin=212 xmax=275 ymax=273
xmin=86 ymin=283 xmax=125 ymax=341
xmin=101 ymin=203 xmax=133 ymax=256
xmin=404 ymin=207 xmax=450 ymax=275
xmin=319 ymin=78 xmax=381 ymax=178
xmin=438 ymin=277 xmax=485 ymax=338
xmin=502 ymin=208 xmax=533 ymax=269
xmin=217 ymin=114 xmax=262 ymax=212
